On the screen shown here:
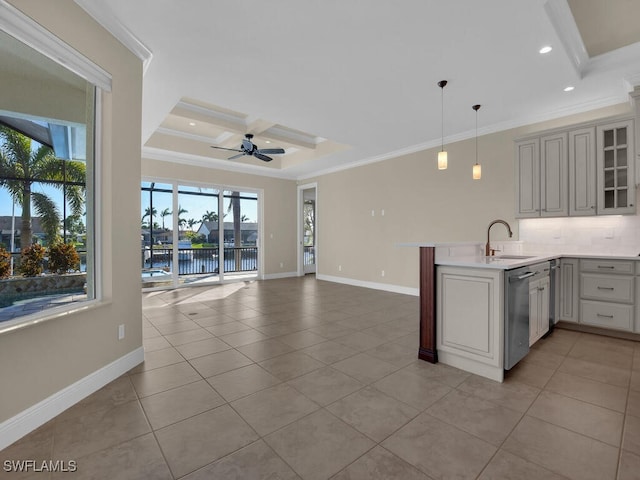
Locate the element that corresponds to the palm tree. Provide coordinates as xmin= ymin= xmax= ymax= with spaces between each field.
xmin=177 ymin=205 xmax=188 ymax=230
xmin=160 ymin=208 xmax=171 ymax=230
xmin=142 ymin=206 xmax=157 ymax=224
xmin=241 ymin=214 xmax=250 ymax=222
xmin=0 ymin=126 xmax=85 ymax=246
xmin=201 ymin=210 xmax=218 ymax=222
xmin=187 ymin=218 xmax=197 ymax=231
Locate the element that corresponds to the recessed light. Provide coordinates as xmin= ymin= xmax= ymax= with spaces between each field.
xmin=564 ymin=86 xmax=575 ymax=92
xmin=265 ymin=140 xmax=271 ymax=143
xmin=539 ymin=46 xmax=552 ymax=54
xmin=188 ymin=122 xmax=196 ymax=126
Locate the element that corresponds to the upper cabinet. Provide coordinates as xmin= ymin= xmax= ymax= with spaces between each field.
xmin=515 ymin=117 xmax=636 ymax=218
xmin=596 ymin=120 xmax=635 ymax=215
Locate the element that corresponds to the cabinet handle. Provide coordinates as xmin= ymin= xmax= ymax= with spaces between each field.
xmin=597 ymin=265 xmax=615 ymax=269
xmin=597 ymin=313 xmax=614 ymax=318
xmin=597 ymin=286 xmax=614 ymax=290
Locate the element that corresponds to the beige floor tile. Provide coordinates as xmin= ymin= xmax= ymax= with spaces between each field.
xmin=623 ymin=414 xmax=640 ymax=456
xmin=333 ymin=331 xmax=387 ymax=352
xmin=259 ymin=351 xmax=325 ymax=381
xmin=364 ymin=342 xmax=416 ymax=367
xmin=307 ymin=323 xmax=356 ymax=339
xmin=264 ymin=409 xmax=374 ymax=480
xmin=181 ymin=440 xmax=299 ymax=480
xmin=618 ymin=450 xmax=640 ymax=480
xmin=143 ymin=336 xmax=172 ymax=353
xmin=361 ymin=323 xmax=412 ymax=341
xmin=531 ymin=335 xmax=577 ymax=356
xmin=53 ymin=401 xmax=150 ymax=460
xmin=457 ymin=375 xmax=540 ymax=413
xmin=427 ymin=389 xmax=523 ymax=446
xmin=402 ymin=360 xmax=471 ymax=388
xmin=192 ymin=313 xmax=235 ymax=327
xmin=503 ymin=416 xmax=618 ymax=480
xmin=545 ymin=371 xmax=628 ymax=413
xmin=477 ymin=449 xmax=567 ymax=480
xmin=218 ymin=329 xmax=270 ymax=347
xmin=504 ymin=360 xmax=555 ymax=389
xmin=154 ymin=319 xmax=201 ymax=336
xmin=332 ymin=445 xmax=430 ymax=480
xmin=236 ymin=338 xmax=295 ymax=362
xmin=287 ymin=367 xmax=363 ymax=406
xmin=631 ymin=371 xmax=640 ymax=393
xmin=57 ymin=376 xmax=138 ymax=422
xmin=559 ymin=357 xmax=631 ymax=388
xmin=143 ymin=324 xmax=162 ymax=339
xmin=393 ymin=333 xmax=420 ymax=349
xmin=174 ymin=337 xmax=231 ymax=359
xmin=527 ymin=391 xmax=624 ymax=446
xmin=374 ymin=369 xmax=451 ymax=411
xmin=130 ymin=362 xmax=201 ymax=397
xmin=231 ymin=384 xmax=319 ymax=436
xmin=332 ymin=353 xmax=400 ymax=384
xmin=155 ymin=404 xmax=258 ymax=478
xmin=382 ymin=412 xmax=496 ymax=480
xmin=277 ymin=330 xmax=327 ymax=349
xmin=634 ymin=351 xmax=640 ymax=371
xmin=628 ymin=390 xmax=640 ymax=417
xmin=568 ymin=341 xmax=633 ymax=370
xmin=0 ymin=421 xmax=54 ymax=479
xmin=254 ymin=322 xmax=305 ymax=337
xmin=204 ymin=320 xmax=251 ymax=336
xmin=520 ymin=348 xmax=566 ymax=370
xmin=140 ymin=380 xmax=225 ymax=430
xmin=188 ymin=349 xmax=252 ymax=378
xmin=327 ymin=386 xmax=419 ymax=442
xmin=130 ymin=347 xmax=184 ymax=373
xmin=50 ymin=433 xmax=171 ymax=480
xmin=207 ymin=364 xmax=281 ymax=402
xmin=301 ymin=340 xmax=357 ymax=364
xmin=164 ymin=327 xmax=215 ymax=346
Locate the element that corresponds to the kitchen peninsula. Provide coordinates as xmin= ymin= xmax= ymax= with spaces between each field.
xmin=401 ymin=242 xmax=640 ymax=382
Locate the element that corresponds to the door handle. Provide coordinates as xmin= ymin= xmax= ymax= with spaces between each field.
xmin=516 ymin=272 xmax=535 ymax=280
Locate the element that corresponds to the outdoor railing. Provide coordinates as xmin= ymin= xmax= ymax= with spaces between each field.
xmin=303 ymin=245 xmax=315 ymax=266
xmin=142 ymin=246 xmax=258 ymax=274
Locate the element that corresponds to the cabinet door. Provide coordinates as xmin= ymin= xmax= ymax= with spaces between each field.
xmin=529 ymin=278 xmax=540 ymax=346
xmin=515 ymin=139 xmax=540 ymax=217
xmin=560 ymin=259 xmax=579 ymax=322
xmin=569 ymin=127 xmax=596 ymax=216
xmin=540 ymin=133 xmax=568 ymax=217
xmin=538 ymin=276 xmax=550 ymax=339
xmin=596 ymin=120 xmax=636 ymax=215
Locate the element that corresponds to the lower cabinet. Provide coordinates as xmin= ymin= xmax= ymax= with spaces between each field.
xmin=436 ymin=266 xmax=504 ymax=382
xmin=559 ymin=258 xmax=579 ymax=323
xmin=529 ymin=276 xmax=550 ymax=346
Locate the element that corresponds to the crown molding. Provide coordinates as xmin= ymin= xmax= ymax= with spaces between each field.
xmin=0 ymin=0 xmax=112 ymax=91
xmin=142 ymin=146 xmax=296 ymax=180
xmin=74 ymin=0 xmax=153 ymax=75
xmin=544 ymin=0 xmax=588 ymax=77
xmin=155 ymin=126 xmax=234 ymax=145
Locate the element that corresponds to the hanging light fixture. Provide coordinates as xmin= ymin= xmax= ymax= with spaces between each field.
xmin=472 ymin=104 xmax=482 ymax=180
xmin=437 ymin=80 xmax=448 ymax=170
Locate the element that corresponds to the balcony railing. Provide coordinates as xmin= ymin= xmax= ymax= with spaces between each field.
xmin=142 ymin=246 xmax=258 ymax=275
xmin=303 ymin=245 xmax=315 ymax=266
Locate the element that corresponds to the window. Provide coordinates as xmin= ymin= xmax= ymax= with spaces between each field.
xmin=141 ymin=181 xmax=260 ymax=288
xmin=0 ymin=28 xmax=97 ymax=326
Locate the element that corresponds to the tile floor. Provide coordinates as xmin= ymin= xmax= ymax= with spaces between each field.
xmin=2 ymin=276 xmax=640 ymax=479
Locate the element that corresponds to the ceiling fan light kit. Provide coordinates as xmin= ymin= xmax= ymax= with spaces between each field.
xmin=472 ymin=104 xmax=482 ymax=180
xmin=211 ymin=133 xmax=285 ymax=162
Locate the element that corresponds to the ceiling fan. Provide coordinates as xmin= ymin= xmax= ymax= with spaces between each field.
xmin=211 ymin=134 xmax=285 ymax=162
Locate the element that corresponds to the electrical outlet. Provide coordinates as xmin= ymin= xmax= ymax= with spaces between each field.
xmin=279 ymin=262 xmax=284 ymax=268
xmin=381 ymin=209 xmax=385 ymax=216
xmin=381 ymin=270 xmax=385 ymax=277
xmin=371 ymin=210 xmax=375 ymax=217
xmin=338 ymin=265 xmax=342 ymax=271
xmin=118 ymin=324 xmax=125 ymax=340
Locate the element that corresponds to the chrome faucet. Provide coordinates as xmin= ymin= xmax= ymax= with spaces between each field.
xmin=485 ymin=219 xmax=513 ymax=256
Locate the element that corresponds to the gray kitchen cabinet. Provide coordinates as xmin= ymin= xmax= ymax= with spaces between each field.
xmin=559 ymin=258 xmax=579 ymax=323
xmin=569 ymin=127 xmax=597 ymax=216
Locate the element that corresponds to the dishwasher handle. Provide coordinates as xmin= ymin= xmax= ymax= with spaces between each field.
xmin=513 ymin=271 xmax=536 ymax=281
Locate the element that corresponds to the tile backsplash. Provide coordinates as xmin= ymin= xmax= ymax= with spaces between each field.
xmin=518 ymin=214 xmax=640 ymax=256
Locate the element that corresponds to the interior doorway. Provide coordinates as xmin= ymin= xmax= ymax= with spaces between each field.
xmin=298 ymin=183 xmax=317 ymax=275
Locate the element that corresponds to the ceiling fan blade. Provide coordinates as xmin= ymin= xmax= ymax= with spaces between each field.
xmin=256 ymin=148 xmax=285 ymax=155
xmin=227 ymin=153 xmax=246 ymax=160
xmin=211 ymin=146 xmax=243 ymax=152
xmin=253 ymin=152 xmax=273 ymax=162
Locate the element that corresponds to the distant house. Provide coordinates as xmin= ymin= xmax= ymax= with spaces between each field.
xmin=0 ymin=216 xmax=45 ymax=250
xmin=197 ymin=221 xmax=258 ymax=245
xmin=140 ymin=228 xmax=172 ymax=246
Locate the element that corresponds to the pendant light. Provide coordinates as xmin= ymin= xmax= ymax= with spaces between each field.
xmin=472 ymin=104 xmax=482 ymax=180
xmin=437 ymin=80 xmax=448 ymax=170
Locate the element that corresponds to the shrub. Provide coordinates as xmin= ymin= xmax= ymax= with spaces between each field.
xmin=48 ymin=242 xmax=80 ymax=274
xmin=19 ymin=243 xmax=46 ymax=277
xmin=0 ymin=246 xmax=10 ymax=279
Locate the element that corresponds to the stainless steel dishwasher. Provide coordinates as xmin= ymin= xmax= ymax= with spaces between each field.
xmin=504 ymin=261 xmax=550 ymax=370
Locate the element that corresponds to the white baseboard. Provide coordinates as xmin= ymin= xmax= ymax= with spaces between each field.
xmin=262 ymin=271 xmax=298 ymax=280
xmin=316 ymin=274 xmax=419 ymax=296
xmin=0 ymin=347 xmax=144 ymax=451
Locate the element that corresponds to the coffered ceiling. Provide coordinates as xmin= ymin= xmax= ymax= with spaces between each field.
xmin=75 ymin=0 xmax=640 ymax=180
